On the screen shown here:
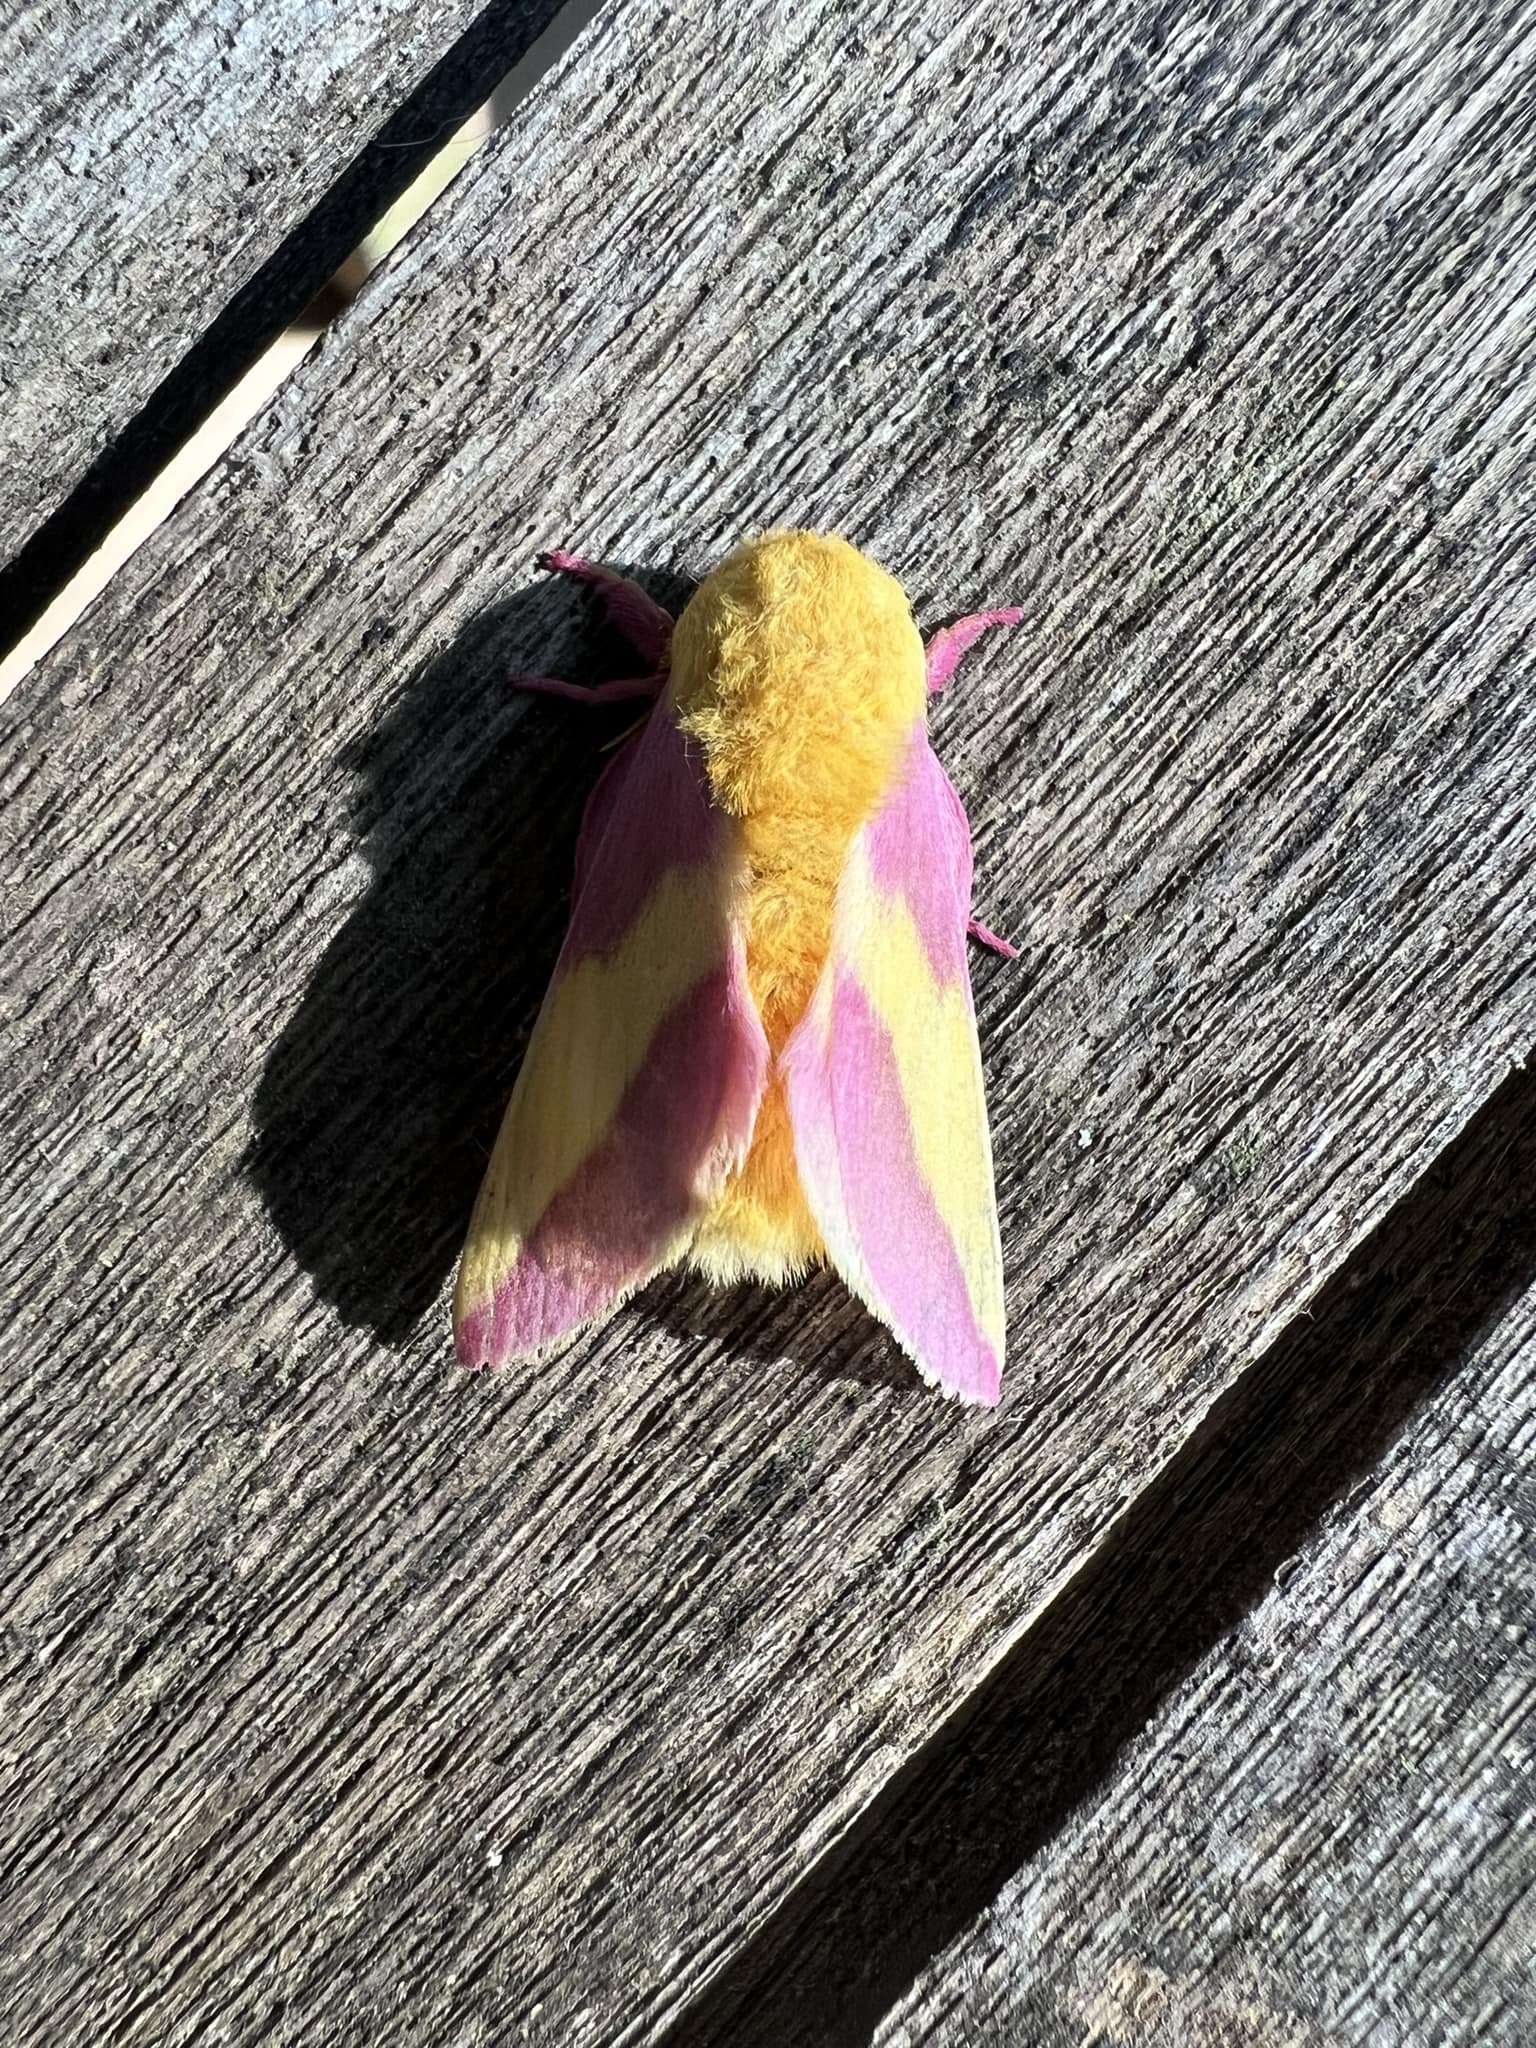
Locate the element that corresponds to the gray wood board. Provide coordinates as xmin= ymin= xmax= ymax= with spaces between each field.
xmin=672 ymin=1061 xmax=1536 ymax=2048
xmin=4 ymin=1 xmax=1536 ymax=2044
xmin=869 ymin=1087 xmax=1536 ymax=2048
xmin=0 ymin=0 xmax=565 ymax=573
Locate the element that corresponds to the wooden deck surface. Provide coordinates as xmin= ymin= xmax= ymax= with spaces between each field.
xmin=2 ymin=2 xmax=1534 ymax=2044
xmin=879 ymin=1243 xmax=1536 ymax=2046
xmin=671 ymin=1064 xmax=1536 ymax=2045
xmin=0 ymin=0 xmax=564 ymax=625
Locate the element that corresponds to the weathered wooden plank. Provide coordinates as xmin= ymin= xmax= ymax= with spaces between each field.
xmin=2 ymin=3 xmax=1536 ymax=2045
xmin=672 ymin=1061 xmax=1536 ymax=2046
xmin=860 ymin=1077 xmax=1536 ymax=2048
xmin=0 ymin=0 xmax=564 ymax=579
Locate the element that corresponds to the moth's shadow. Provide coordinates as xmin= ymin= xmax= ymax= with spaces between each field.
xmin=648 ymin=1266 xmax=922 ymax=1393
xmin=247 ymin=563 xmax=694 ymax=1345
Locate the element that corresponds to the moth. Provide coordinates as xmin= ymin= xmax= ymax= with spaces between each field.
xmin=454 ymin=530 xmax=1019 ymax=1403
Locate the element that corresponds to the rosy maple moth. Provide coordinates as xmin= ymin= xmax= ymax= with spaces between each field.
xmin=453 ymin=531 xmax=1019 ymax=1403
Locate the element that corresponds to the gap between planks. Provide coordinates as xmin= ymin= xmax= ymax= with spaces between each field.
xmin=658 ymin=1053 xmax=1536 ymax=2045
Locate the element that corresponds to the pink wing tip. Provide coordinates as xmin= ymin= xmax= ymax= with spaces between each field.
xmin=942 ymin=1347 xmax=1002 ymax=1407
xmin=455 ymin=1304 xmax=494 ymax=1369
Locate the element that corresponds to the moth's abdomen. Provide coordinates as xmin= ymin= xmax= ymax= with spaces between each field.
xmin=672 ymin=529 xmax=927 ymax=1282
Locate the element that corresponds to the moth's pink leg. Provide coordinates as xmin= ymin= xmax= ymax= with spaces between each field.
xmin=538 ymin=549 xmax=675 ymax=669
xmin=968 ymin=917 xmax=1019 ymax=960
xmin=513 ymin=673 xmax=662 ymax=705
xmin=925 ymin=608 xmax=1025 ymax=694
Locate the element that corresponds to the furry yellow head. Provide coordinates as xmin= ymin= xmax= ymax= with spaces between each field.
xmin=670 ymin=529 xmax=926 ymax=826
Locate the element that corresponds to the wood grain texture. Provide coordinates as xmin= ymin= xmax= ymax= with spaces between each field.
xmin=869 ymin=1102 xmax=1536 ymax=2048
xmin=669 ymin=1061 xmax=1536 ymax=2047
xmin=3 ymin=1 xmax=1536 ymax=2043
xmin=0 ymin=0 xmax=562 ymax=571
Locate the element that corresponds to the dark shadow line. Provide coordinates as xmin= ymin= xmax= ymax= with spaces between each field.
xmin=660 ymin=1051 xmax=1536 ymax=2047
xmin=0 ymin=0 xmax=570 ymax=654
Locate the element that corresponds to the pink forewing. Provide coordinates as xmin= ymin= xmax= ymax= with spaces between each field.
xmin=864 ymin=728 xmax=974 ymax=984
xmin=464 ymin=955 xmax=765 ymax=1360
xmin=783 ymin=718 xmax=1005 ymax=1404
xmin=787 ymin=971 xmax=1000 ymax=1403
xmin=456 ymin=695 xmax=767 ymax=1366
xmin=562 ymin=691 xmax=720 ymax=962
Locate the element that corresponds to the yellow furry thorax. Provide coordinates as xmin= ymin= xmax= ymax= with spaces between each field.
xmin=670 ymin=529 xmax=928 ymax=1283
